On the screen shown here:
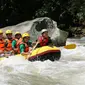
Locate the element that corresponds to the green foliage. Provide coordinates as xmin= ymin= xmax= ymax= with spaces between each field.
xmin=0 ymin=0 xmax=85 ymax=32
xmin=35 ymin=0 xmax=85 ymax=30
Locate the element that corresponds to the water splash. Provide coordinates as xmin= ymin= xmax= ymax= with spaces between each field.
xmin=0 ymin=38 xmax=85 ymax=85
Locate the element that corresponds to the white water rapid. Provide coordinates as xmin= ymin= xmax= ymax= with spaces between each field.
xmin=0 ymin=38 xmax=85 ymax=85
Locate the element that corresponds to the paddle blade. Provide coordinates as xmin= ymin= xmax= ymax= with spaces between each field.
xmin=64 ymin=44 xmax=76 ymax=49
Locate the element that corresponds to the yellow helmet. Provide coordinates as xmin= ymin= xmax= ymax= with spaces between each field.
xmin=6 ymin=30 xmax=12 ymax=34
xmin=22 ymin=33 xmax=30 ymax=38
xmin=0 ymin=30 xmax=3 ymax=34
xmin=15 ymin=32 xmax=21 ymax=35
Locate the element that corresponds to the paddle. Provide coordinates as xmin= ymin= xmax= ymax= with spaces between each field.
xmin=64 ymin=44 xmax=76 ymax=49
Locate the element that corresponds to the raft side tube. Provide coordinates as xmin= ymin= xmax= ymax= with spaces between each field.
xmin=28 ymin=50 xmax=61 ymax=61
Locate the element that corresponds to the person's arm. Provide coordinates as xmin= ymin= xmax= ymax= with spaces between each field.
xmin=32 ymin=41 xmax=39 ymax=51
xmin=38 ymin=36 xmax=42 ymax=43
xmin=28 ymin=40 xmax=32 ymax=47
xmin=20 ymin=44 xmax=28 ymax=55
xmin=12 ymin=40 xmax=16 ymax=49
xmin=20 ymin=44 xmax=25 ymax=53
xmin=37 ymin=36 xmax=43 ymax=46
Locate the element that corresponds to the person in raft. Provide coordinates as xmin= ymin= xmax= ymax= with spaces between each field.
xmin=19 ymin=33 xmax=32 ymax=55
xmin=5 ymin=30 xmax=14 ymax=55
xmin=12 ymin=32 xmax=22 ymax=54
xmin=0 ymin=30 xmax=5 ymax=56
xmin=35 ymin=29 xmax=53 ymax=48
xmin=26 ymin=29 xmax=53 ymax=59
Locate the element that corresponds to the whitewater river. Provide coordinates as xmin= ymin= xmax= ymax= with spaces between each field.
xmin=0 ymin=38 xmax=85 ymax=85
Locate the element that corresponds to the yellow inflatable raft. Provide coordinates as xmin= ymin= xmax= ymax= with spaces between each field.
xmin=0 ymin=46 xmax=61 ymax=61
xmin=28 ymin=46 xmax=61 ymax=61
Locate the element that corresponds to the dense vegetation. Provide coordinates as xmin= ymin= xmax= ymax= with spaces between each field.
xmin=0 ymin=0 xmax=85 ymax=36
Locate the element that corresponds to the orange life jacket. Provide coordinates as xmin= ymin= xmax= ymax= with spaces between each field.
xmin=19 ymin=42 xmax=29 ymax=53
xmin=0 ymin=39 xmax=5 ymax=51
xmin=5 ymin=39 xmax=13 ymax=51
xmin=24 ymin=43 xmax=29 ymax=52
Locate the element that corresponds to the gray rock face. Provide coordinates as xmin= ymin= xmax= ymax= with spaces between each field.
xmin=1 ymin=17 xmax=68 ymax=46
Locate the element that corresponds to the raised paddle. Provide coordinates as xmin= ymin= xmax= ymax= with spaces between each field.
xmin=64 ymin=44 xmax=76 ymax=49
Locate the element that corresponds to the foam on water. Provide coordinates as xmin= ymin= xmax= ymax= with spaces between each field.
xmin=60 ymin=38 xmax=85 ymax=61
xmin=61 ymin=46 xmax=85 ymax=61
xmin=0 ymin=38 xmax=85 ymax=85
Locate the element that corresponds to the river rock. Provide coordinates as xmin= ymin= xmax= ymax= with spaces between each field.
xmin=1 ymin=17 xmax=68 ymax=46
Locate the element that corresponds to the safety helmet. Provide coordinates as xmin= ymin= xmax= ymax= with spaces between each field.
xmin=15 ymin=32 xmax=21 ymax=35
xmin=6 ymin=30 xmax=12 ymax=34
xmin=0 ymin=30 xmax=3 ymax=34
xmin=22 ymin=33 xmax=30 ymax=38
xmin=41 ymin=29 xmax=48 ymax=34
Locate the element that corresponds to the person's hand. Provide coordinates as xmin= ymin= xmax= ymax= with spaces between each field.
xmin=0 ymin=50 xmax=4 ymax=54
xmin=26 ymin=53 xmax=31 ymax=59
xmin=32 ymin=42 xmax=36 ymax=47
xmin=14 ymin=48 xmax=18 ymax=52
xmin=29 ymin=47 xmax=32 ymax=52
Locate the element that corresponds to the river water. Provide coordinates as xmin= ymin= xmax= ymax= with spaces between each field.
xmin=0 ymin=38 xmax=85 ymax=85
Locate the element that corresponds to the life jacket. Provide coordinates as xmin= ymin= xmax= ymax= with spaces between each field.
xmin=0 ymin=39 xmax=5 ymax=51
xmin=5 ymin=38 xmax=14 ymax=51
xmin=14 ymin=38 xmax=22 ymax=54
xmin=38 ymin=36 xmax=49 ymax=46
xmin=15 ymin=38 xmax=22 ymax=47
xmin=19 ymin=42 xmax=29 ymax=53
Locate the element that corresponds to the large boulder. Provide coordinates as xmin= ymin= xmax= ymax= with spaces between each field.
xmin=1 ymin=17 xmax=68 ymax=46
